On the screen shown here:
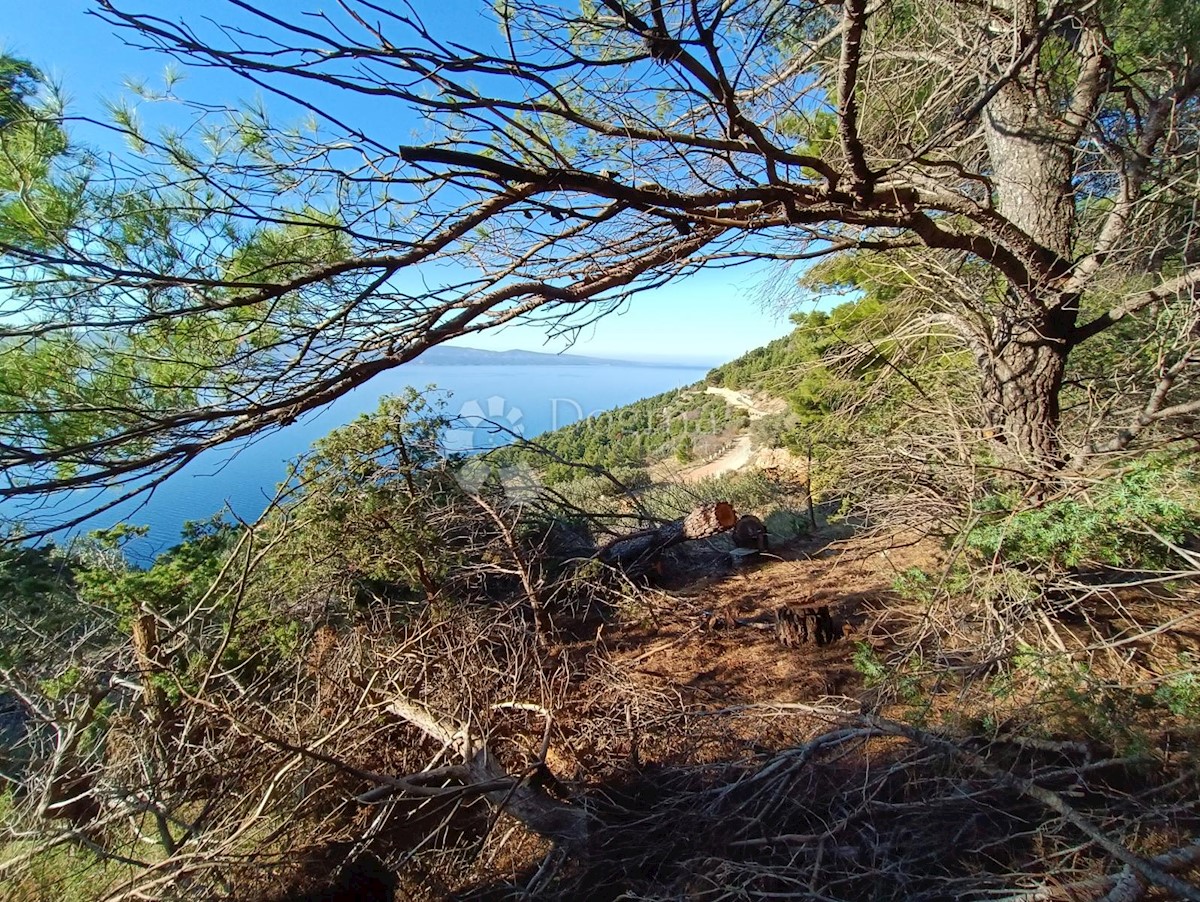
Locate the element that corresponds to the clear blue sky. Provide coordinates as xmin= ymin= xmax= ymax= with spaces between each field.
xmin=4 ymin=1 xmax=804 ymax=366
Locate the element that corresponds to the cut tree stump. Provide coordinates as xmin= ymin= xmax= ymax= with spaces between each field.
xmin=597 ymin=501 xmax=737 ymax=573
xmin=775 ymin=603 xmax=838 ymax=647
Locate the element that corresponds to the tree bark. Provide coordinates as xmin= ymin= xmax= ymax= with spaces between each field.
xmin=978 ymin=317 xmax=1071 ymax=467
xmin=977 ymin=46 xmax=1082 ymax=469
xmin=985 ymin=85 xmax=1075 ymax=260
xmin=132 ymin=612 xmax=166 ymax=719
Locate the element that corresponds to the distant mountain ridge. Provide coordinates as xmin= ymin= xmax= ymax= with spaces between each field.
xmin=416 ymin=346 xmax=675 ymax=367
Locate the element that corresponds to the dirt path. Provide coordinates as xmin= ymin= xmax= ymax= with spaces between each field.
xmin=705 ymin=386 xmax=787 ymax=420
xmin=668 ymin=387 xmax=787 ymax=482
xmin=653 ymin=388 xmax=788 ymax=483
xmin=652 ymin=434 xmax=753 ymax=483
xmin=606 ymin=530 xmax=946 ymax=717
xmin=649 ymin=387 xmax=788 ymax=484
xmin=683 ymin=434 xmax=753 ymax=481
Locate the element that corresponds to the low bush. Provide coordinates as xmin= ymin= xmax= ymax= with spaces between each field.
xmin=964 ymin=458 xmax=1200 ymax=571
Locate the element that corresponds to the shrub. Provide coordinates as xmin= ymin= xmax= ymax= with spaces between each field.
xmin=964 ymin=459 xmax=1200 ymax=571
xmin=0 ymin=544 xmax=84 ymax=667
xmin=675 ymin=435 xmax=695 ymax=463
xmin=763 ymin=508 xmax=811 ymax=542
xmin=1154 ymin=655 xmax=1200 ymax=718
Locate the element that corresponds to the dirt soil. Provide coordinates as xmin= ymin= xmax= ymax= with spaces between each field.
xmin=598 ymin=528 xmax=946 ymax=744
xmin=590 ymin=524 xmax=1200 ymax=755
xmin=704 ymin=386 xmax=788 ymax=419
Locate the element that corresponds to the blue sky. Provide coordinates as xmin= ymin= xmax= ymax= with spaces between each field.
xmin=4 ymin=2 xmax=802 ymax=366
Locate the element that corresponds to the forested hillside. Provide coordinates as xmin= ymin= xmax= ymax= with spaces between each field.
xmin=509 ymin=286 xmax=960 ymax=482
xmin=493 ymin=386 xmax=743 ymax=482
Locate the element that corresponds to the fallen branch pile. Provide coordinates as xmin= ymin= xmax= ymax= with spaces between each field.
xmin=450 ymin=705 xmax=1200 ymax=900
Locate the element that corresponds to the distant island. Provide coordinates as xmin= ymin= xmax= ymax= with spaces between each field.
xmin=414 ymin=346 xmax=687 ymax=367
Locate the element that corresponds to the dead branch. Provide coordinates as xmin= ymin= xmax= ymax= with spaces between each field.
xmin=383 ymin=694 xmax=587 ymax=846
xmin=863 ymin=715 xmax=1200 ymax=902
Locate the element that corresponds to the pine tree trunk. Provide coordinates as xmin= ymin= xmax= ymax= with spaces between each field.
xmin=979 ymin=66 xmax=1080 ymax=471
xmin=979 ymin=321 xmax=1070 ymax=467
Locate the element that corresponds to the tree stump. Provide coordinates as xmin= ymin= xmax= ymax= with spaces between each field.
xmin=131 ymin=612 xmax=165 ymax=718
xmin=732 ymin=514 xmax=769 ymax=558
xmin=775 ymin=604 xmax=838 ymax=647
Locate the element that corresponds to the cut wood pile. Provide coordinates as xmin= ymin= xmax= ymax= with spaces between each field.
xmin=596 ymin=501 xmax=737 ymax=573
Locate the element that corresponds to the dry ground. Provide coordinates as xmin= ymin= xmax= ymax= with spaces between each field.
xmin=254 ymin=524 xmax=1200 ymax=901
xmin=450 ymin=527 xmax=1200 ymax=901
xmin=607 ymin=529 xmax=943 ymax=709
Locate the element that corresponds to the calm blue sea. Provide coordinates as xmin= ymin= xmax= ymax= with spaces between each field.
xmin=11 ymin=362 xmax=706 ymax=563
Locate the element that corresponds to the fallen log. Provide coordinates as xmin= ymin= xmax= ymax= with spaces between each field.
xmin=597 ymin=501 xmax=737 ymax=572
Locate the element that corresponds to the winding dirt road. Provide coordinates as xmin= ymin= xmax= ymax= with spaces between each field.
xmin=664 ymin=387 xmax=788 ymax=482
xmin=684 ymin=434 xmax=754 ymax=481
xmin=704 ymin=386 xmax=787 ymax=420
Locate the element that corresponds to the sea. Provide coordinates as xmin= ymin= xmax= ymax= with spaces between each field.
xmin=10 ymin=362 xmax=707 ymax=564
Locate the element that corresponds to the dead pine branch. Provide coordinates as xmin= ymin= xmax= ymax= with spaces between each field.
xmin=381 ymin=694 xmax=587 ymax=848
xmin=469 ymin=492 xmax=553 ymax=645
xmin=863 ymin=715 xmax=1200 ymax=902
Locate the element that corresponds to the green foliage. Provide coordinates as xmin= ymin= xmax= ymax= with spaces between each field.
xmin=496 ymin=385 xmax=737 ymax=483
xmin=76 ymin=515 xmax=240 ymax=623
xmin=57 ymin=516 xmax=253 ymax=707
xmin=852 ymin=642 xmax=888 ymax=686
xmin=0 ymin=54 xmax=77 ymax=250
xmin=851 ymin=642 xmax=923 ymax=702
xmin=762 ymin=508 xmax=812 ymax=543
xmin=1105 ymin=0 xmax=1200 ymax=78
xmin=1153 ymin=656 xmax=1200 ymax=718
xmin=260 ymin=389 xmax=463 ymax=605
xmin=748 ymin=412 xmax=801 ymax=452
xmin=0 ymin=544 xmax=70 ymax=611
xmin=652 ymin=469 xmax=771 ymax=515
xmin=224 ymin=208 xmax=351 ymax=283
xmin=0 ymin=840 xmax=119 ymax=902
xmin=965 ymin=459 xmax=1200 ymax=570
xmin=1005 ymin=649 xmax=1155 ymax=753
xmin=0 ymin=56 xmax=42 ymax=126
xmin=0 ymin=543 xmax=91 ymax=668
xmin=0 ymin=62 xmax=368 ymax=500
xmin=39 ymin=665 xmax=83 ymax=700
xmin=891 ymin=567 xmax=938 ymax=605
xmin=636 ymin=469 xmax=812 ymax=545
xmin=674 ymin=435 xmax=694 ymax=463
xmin=705 ymin=278 xmax=969 ymax=468
xmin=0 ymin=312 xmax=261 ymax=485
xmin=776 ymin=109 xmax=839 ymax=178
xmin=595 ymin=466 xmax=651 ymax=497
xmin=969 ymin=640 xmax=1200 ymax=754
